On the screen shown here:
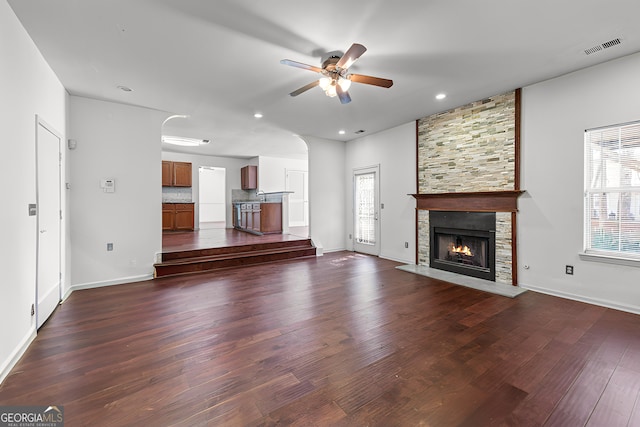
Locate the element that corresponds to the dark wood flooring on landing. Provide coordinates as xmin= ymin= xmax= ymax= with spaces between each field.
xmin=156 ymin=227 xmax=314 ymax=278
xmin=162 ymin=227 xmax=310 ymax=253
xmin=2 ymin=252 xmax=640 ymax=426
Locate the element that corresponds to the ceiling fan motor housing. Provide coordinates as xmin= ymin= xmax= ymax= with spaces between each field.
xmin=322 ymin=56 xmax=342 ymax=73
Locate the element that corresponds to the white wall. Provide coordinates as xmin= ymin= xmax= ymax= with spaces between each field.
xmin=69 ymin=97 xmax=166 ymax=289
xmin=345 ymin=123 xmax=416 ymax=263
xmin=520 ymin=52 xmax=640 ymax=313
xmin=162 ymin=151 xmax=248 ymax=228
xmin=304 ymin=136 xmax=346 ymax=253
xmin=258 ymin=155 xmax=308 ymax=192
xmin=1 ymin=1 xmax=68 ymax=383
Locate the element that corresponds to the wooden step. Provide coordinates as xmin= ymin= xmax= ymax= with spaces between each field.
xmin=161 ymin=239 xmax=314 ymax=262
xmin=154 ymin=240 xmax=316 ymax=278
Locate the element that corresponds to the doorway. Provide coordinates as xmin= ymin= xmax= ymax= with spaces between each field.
xmin=353 ymin=165 xmax=380 ymax=256
xmin=36 ymin=116 xmax=62 ymax=329
xmin=199 ymin=166 xmax=226 ymax=229
xmin=286 ymin=169 xmax=308 ymax=227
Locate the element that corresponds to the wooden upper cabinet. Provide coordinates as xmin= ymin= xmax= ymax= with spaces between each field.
xmin=172 ymin=162 xmax=192 ymax=187
xmin=162 ymin=161 xmax=173 ymax=187
xmin=162 ymin=161 xmax=192 ymax=187
xmin=241 ymin=165 xmax=257 ymax=190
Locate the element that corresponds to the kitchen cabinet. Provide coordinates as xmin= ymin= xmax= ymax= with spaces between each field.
xmin=260 ymin=203 xmax=282 ymax=234
xmin=241 ymin=165 xmax=257 ymax=190
xmin=251 ymin=203 xmax=261 ymax=232
xmin=162 ymin=203 xmax=194 ymax=231
xmin=162 ymin=161 xmax=192 ymax=187
xmin=162 ymin=205 xmax=175 ymax=230
xmin=234 ymin=202 xmax=281 ymax=234
xmin=162 ymin=161 xmax=173 ymax=186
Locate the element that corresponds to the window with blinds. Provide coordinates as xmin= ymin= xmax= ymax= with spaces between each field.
xmin=584 ymin=121 xmax=640 ymax=259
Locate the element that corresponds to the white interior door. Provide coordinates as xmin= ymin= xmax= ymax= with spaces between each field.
xmin=198 ymin=166 xmax=226 ymax=228
xmin=36 ymin=117 xmax=61 ymax=329
xmin=353 ymin=165 xmax=380 ymax=256
xmin=286 ymin=170 xmax=308 ymax=227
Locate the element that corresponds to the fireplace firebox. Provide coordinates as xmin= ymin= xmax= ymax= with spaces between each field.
xmin=429 ymin=211 xmax=496 ymax=281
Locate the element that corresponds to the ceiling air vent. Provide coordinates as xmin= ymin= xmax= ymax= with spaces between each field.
xmin=584 ymin=38 xmax=622 ymax=55
xmin=354 ymin=129 xmax=366 ymax=134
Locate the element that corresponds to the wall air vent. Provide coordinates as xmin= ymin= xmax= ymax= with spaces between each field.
xmin=584 ymin=37 xmax=623 ymax=55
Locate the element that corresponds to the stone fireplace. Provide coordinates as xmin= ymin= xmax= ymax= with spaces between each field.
xmin=415 ymin=90 xmax=522 ymax=285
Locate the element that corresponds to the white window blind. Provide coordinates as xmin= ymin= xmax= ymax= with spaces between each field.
xmin=584 ymin=121 xmax=640 ymax=259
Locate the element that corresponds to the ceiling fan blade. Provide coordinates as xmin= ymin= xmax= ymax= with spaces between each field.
xmin=289 ymin=80 xmax=320 ymax=97
xmin=336 ymin=85 xmax=351 ymax=104
xmin=349 ymin=73 xmax=394 ymax=88
xmin=336 ymin=43 xmax=367 ymax=69
xmin=280 ymin=59 xmax=323 ymax=73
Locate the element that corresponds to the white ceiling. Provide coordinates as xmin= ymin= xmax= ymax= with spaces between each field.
xmin=9 ymin=0 xmax=640 ymax=159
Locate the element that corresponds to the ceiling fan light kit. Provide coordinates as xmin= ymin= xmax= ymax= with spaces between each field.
xmin=281 ymin=43 xmax=393 ymax=104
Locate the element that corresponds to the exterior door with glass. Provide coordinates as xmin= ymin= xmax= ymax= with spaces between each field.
xmin=353 ymin=165 xmax=380 ymax=255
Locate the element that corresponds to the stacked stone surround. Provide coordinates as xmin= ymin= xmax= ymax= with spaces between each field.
xmin=417 ymin=91 xmax=517 ymax=284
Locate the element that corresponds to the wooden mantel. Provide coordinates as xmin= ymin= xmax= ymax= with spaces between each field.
xmin=411 ymin=190 xmax=525 ymax=212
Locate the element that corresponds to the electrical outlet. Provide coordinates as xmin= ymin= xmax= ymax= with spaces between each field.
xmin=107 ymin=243 xmax=113 ymax=251
xmin=565 ymin=265 xmax=574 ymax=275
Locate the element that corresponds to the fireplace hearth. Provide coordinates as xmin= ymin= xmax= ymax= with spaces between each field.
xmin=430 ymin=211 xmax=496 ymax=281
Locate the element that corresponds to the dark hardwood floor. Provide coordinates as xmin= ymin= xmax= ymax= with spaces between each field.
xmin=2 ymin=251 xmax=640 ymax=426
xmin=162 ymin=227 xmax=310 ymax=253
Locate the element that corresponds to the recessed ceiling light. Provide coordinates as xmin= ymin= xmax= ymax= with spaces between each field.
xmin=117 ymin=85 xmax=132 ymax=92
xmin=254 ymin=113 xmax=263 ymax=118
xmin=435 ymin=93 xmax=446 ymax=100
xmin=338 ymin=130 xmax=346 ymax=135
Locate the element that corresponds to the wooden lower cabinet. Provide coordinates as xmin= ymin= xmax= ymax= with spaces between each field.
xmin=260 ymin=203 xmax=282 ymax=234
xmin=163 ymin=203 xmax=194 ymax=231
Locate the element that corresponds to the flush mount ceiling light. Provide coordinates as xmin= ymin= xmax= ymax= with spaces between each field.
xmin=161 ymin=135 xmax=210 ymax=147
xmin=435 ymin=93 xmax=447 ymax=100
xmin=254 ymin=112 xmax=263 ymax=118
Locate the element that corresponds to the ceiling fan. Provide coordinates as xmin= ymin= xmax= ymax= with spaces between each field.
xmin=280 ymin=43 xmax=393 ymax=104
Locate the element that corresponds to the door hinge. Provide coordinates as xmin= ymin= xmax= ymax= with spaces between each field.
xmin=60 ymin=210 xmax=63 ymax=220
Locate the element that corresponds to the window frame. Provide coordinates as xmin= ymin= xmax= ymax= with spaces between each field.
xmin=581 ymin=120 xmax=640 ymax=267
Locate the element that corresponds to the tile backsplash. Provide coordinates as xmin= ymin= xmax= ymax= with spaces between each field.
xmin=162 ymin=187 xmax=192 ymax=202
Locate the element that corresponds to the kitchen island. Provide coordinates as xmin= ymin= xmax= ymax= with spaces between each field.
xmin=232 ymin=191 xmax=292 ymax=235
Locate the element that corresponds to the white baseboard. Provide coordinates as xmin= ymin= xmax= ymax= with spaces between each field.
xmin=62 ymin=273 xmax=154 ymax=302
xmin=380 ymin=254 xmax=413 ymax=264
xmin=0 ymin=327 xmax=36 ymax=385
xmin=521 ymin=283 xmax=640 ymax=316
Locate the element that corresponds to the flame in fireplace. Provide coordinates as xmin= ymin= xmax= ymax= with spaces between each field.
xmin=449 ymin=244 xmax=472 ymax=256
